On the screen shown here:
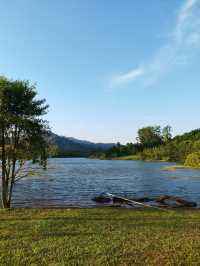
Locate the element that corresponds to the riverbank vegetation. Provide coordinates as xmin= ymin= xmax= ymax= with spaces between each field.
xmin=93 ymin=126 xmax=200 ymax=168
xmin=1 ymin=208 xmax=200 ymax=265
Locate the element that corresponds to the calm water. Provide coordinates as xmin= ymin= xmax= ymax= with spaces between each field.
xmin=11 ymin=158 xmax=200 ymax=207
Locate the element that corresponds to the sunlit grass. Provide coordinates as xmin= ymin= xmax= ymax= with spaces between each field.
xmin=163 ymin=165 xmax=200 ymax=171
xmin=1 ymin=208 xmax=200 ymax=265
xmin=114 ymin=155 xmax=141 ymax=160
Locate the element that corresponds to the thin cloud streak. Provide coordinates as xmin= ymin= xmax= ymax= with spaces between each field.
xmin=111 ymin=0 xmax=200 ymax=87
xmin=111 ymin=67 xmax=144 ymax=86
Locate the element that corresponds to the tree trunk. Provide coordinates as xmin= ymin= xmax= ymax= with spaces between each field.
xmin=1 ymin=184 xmax=10 ymax=208
xmin=7 ymin=160 xmax=16 ymax=208
xmin=1 ymin=126 xmax=10 ymax=208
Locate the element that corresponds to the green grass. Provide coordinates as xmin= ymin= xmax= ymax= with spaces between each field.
xmin=1 ymin=208 xmax=200 ymax=265
xmin=163 ymin=165 xmax=200 ymax=171
xmin=114 ymin=155 xmax=168 ymax=162
xmin=115 ymin=156 xmax=200 ymax=170
xmin=114 ymin=155 xmax=141 ymax=160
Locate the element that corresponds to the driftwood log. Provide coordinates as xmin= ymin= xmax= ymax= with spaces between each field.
xmin=93 ymin=193 xmax=165 ymax=210
xmin=156 ymin=195 xmax=197 ymax=207
xmin=93 ymin=193 xmax=197 ymax=208
xmin=92 ymin=195 xmax=112 ymax=203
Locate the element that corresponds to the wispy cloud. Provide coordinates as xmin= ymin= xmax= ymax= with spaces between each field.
xmin=111 ymin=0 xmax=200 ymax=87
xmin=111 ymin=67 xmax=144 ymax=86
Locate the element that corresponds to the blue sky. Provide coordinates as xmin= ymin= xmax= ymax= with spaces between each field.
xmin=0 ymin=0 xmax=200 ymax=143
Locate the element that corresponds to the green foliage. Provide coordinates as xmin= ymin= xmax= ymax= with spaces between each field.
xmin=184 ymin=152 xmax=200 ymax=168
xmin=137 ymin=125 xmax=163 ymax=148
xmin=102 ymin=142 xmax=142 ymax=159
xmin=97 ymin=126 xmax=200 ymax=164
xmin=162 ymin=125 xmax=172 ymax=142
xmin=134 ymin=136 xmax=200 ymax=163
xmin=47 ymin=145 xmax=60 ymax=157
xmin=52 ymin=150 xmax=91 ymax=158
xmin=0 ymin=76 xmax=49 ymax=207
xmin=0 ymin=77 xmax=49 ymax=163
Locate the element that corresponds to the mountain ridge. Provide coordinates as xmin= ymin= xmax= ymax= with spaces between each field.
xmin=48 ymin=132 xmax=115 ymax=157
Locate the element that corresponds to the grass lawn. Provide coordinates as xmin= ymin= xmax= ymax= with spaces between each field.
xmin=1 ymin=208 xmax=200 ymax=266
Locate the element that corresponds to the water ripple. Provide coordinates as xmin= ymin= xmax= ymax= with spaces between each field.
xmin=6 ymin=158 xmax=200 ymax=207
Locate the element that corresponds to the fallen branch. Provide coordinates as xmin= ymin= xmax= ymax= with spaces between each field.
xmin=106 ymin=193 xmax=167 ymax=211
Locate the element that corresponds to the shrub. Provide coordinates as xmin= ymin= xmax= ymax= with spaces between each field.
xmin=184 ymin=152 xmax=200 ymax=168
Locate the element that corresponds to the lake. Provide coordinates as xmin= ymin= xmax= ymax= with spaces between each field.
xmin=11 ymin=158 xmax=200 ymax=208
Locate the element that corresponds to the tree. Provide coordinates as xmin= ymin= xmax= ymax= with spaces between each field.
xmin=0 ymin=77 xmax=49 ymax=208
xmin=162 ymin=125 xmax=172 ymax=142
xmin=136 ymin=126 xmax=162 ymax=148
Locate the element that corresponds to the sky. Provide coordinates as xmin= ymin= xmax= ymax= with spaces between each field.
xmin=0 ymin=0 xmax=200 ymax=143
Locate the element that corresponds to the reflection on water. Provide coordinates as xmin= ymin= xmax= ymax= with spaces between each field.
xmin=8 ymin=158 xmax=200 ymax=207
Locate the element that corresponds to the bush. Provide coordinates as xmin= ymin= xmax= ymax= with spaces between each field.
xmin=184 ymin=152 xmax=200 ymax=168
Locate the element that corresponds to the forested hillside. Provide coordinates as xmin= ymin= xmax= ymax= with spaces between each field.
xmin=94 ymin=127 xmax=200 ymax=167
xmin=48 ymin=133 xmax=115 ymax=157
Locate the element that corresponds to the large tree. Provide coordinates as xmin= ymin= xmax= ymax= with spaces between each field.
xmin=162 ymin=125 xmax=172 ymax=142
xmin=137 ymin=126 xmax=163 ymax=148
xmin=0 ymin=77 xmax=49 ymax=208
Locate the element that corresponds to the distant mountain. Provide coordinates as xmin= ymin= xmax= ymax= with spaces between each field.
xmin=48 ymin=132 xmax=115 ymax=157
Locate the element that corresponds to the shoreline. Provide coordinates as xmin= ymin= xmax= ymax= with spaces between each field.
xmin=1 ymin=206 xmax=200 ymax=210
xmin=110 ymin=156 xmax=200 ymax=170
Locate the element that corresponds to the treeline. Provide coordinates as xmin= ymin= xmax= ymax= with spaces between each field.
xmin=49 ymin=143 xmax=112 ymax=158
xmin=92 ymin=126 xmax=200 ymax=167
